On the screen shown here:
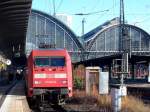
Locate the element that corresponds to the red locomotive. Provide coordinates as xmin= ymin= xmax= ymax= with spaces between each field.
xmin=25 ymin=49 xmax=72 ymax=105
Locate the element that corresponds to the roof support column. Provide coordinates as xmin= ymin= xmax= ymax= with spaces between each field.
xmin=114 ymin=28 xmax=117 ymax=50
xmin=139 ymin=32 xmax=141 ymax=51
xmin=64 ymin=31 xmax=65 ymax=48
xmin=54 ymin=24 xmax=56 ymax=47
xmin=104 ymin=31 xmax=106 ymax=51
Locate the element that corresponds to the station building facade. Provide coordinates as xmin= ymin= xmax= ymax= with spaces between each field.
xmin=82 ymin=18 xmax=150 ymax=82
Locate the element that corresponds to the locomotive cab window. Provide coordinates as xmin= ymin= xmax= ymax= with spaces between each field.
xmin=51 ymin=57 xmax=65 ymax=66
xmin=34 ymin=56 xmax=65 ymax=67
xmin=34 ymin=57 xmax=49 ymax=66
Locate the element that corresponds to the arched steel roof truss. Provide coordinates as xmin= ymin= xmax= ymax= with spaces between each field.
xmin=26 ymin=10 xmax=84 ymax=62
xmin=85 ymin=24 xmax=150 ymax=59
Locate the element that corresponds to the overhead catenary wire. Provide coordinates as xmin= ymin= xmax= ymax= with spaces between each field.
xmin=138 ymin=16 xmax=150 ymax=22
xmin=73 ymin=9 xmax=109 ymax=16
xmin=132 ymin=16 xmax=150 ymax=25
xmin=49 ymin=0 xmax=52 ymax=15
xmin=72 ymin=0 xmax=115 ymax=36
xmin=85 ymin=8 xmax=116 ymax=32
xmin=56 ymin=0 xmax=63 ymax=13
xmin=86 ymin=11 xmax=110 ymax=31
xmin=53 ymin=0 xmax=56 ymax=16
xmin=73 ymin=9 xmax=109 ymax=36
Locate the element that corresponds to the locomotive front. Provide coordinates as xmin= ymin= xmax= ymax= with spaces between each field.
xmin=26 ymin=49 xmax=72 ymax=105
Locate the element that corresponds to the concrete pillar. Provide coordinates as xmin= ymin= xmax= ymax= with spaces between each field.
xmin=86 ymin=69 xmax=90 ymax=94
xmin=111 ymin=88 xmax=121 ymax=112
xmin=111 ymin=86 xmax=127 ymax=112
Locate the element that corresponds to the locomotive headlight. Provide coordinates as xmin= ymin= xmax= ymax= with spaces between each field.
xmin=34 ymin=81 xmax=42 ymax=84
xmin=34 ymin=81 xmax=38 ymax=84
xmin=34 ymin=73 xmax=46 ymax=78
xmin=62 ymin=80 xmax=67 ymax=84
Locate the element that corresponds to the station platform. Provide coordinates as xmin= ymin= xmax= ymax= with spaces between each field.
xmin=0 ymin=81 xmax=31 ymax=112
xmin=0 ymin=84 xmax=13 ymax=100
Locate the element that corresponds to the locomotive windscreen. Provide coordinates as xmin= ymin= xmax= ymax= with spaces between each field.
xmin=35 ymin=56 xmax=65 ymax=67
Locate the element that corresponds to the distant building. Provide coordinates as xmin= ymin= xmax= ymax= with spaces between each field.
xmin=56 ymin=14 xmax=72 ymax=28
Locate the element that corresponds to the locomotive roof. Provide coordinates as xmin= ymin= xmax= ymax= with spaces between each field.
xmin=33 ymin=48 xmax=66 ymax=51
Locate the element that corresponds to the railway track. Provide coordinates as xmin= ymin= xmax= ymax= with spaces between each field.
xmin=30 ymin=102 xmax=69 ymax=112
xmin=41 ymin=105 xmax=68 ymax=112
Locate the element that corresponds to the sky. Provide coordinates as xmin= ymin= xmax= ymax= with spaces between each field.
xmin=32 ymin=0 xmax=150 ymax=36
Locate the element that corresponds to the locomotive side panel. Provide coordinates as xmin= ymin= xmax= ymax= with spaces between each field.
xmin=66 ymin=51 xmax=73 ymax=97
xmin=26 ymin=51 xmax=34 ymax=97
